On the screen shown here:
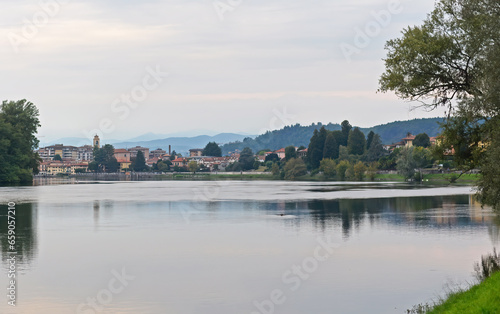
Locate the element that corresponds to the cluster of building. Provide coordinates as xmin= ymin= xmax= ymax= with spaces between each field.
xmin=37 ymin=136 xmax=175 ymax=175
xmin=37 ymin=136 xmax=249 ymax=175
xmin=37 ymin=133 xmax=442 ymax=175
xmin=383 ymin=133 xmax=439 ymax=151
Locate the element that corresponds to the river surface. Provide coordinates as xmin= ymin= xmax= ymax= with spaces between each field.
xmin=0 ymin=180 xmax=498 ymax=314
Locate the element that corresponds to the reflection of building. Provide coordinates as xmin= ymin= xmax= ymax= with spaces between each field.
xmin=469 ymin=195 xmax=492 ymax=224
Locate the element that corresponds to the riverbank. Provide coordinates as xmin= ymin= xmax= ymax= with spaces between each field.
xmin=427 ymin=271 xmax=500 ymax=313
xmin=33 ymin=172 xmax=480 ymax=184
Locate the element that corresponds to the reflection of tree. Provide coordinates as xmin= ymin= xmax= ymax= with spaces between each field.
xmin=308 ymin=195 xmax=475 ymax=239
xmin=488 ymin=216 xmax=500 ymax=247
xmin=0 ymin=203 xmax=38 ymax=267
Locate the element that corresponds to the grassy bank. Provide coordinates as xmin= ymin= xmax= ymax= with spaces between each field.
xmin=427 ymin=271 xmax=500 ymax=313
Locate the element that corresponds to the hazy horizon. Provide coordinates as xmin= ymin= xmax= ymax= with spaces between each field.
xmin=1 ymin=0 xmax=445 ymax=142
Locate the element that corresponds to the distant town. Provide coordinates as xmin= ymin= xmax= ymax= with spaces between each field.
xmin=36 ymin=132 xmax=440 ymax=176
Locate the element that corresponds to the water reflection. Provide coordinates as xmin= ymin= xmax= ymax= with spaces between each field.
xmin=0 ymin=203 xmax=38 ymax=270
xmin=282 ymin=195 xmax=496 ymax=239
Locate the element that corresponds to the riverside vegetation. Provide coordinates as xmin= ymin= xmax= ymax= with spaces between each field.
xmin=383 ymin=0 xmax=500 ymax=312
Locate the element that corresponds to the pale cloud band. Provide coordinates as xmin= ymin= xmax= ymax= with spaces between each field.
xmin=0 ymin=0 xmax=441 ymax=140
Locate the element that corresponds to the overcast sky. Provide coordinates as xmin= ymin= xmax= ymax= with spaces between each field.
xmin=1 ymin=0 xmax=443 ymax=142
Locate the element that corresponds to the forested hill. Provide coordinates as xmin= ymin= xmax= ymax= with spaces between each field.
xmin=221 ymin=118 xmax=444 ymax=155
xmin=361 ymin=118 xmax=444 ymax=145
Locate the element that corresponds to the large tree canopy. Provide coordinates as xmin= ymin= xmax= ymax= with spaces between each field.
xmin=0 ymin=100 xmax=41 ymax=183
xmin=379 ymin=0 xmax=500 ymax=210
xmin=202 ymin=142 xmax=222 ymax=157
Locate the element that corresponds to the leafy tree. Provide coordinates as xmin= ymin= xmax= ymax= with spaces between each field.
xmin=338 ymin=146 xmax=349 ymax=161
xmin=88 ymin=161 xmax=99 ymax=172
xmin=106 ymin=157 xmax=120 ymax=173
xmin=283 ymin=158 xmax=307 ymax=180
xmin=353 ymin=161 xmax=366 ymax=181
xmin=307 ymin=129 xmax=322 ymax=169
xmin=54 ymin=154 xmax=63 ymax=161
xmin=156 ymin=160 xmax=171 ymax=172
xmin=477 ymin=121 xmax=500 ymax=211
xmin=284 ymin=146 xmax=297 ymax=161
xmin=336 ymin=160 xmax=350 ymax=181
xmin=379 ymin=0 xmax=500 ymax=208
xmin=320 ymin=159 xmax=336 ymax=178
xmin=365 ymin=134 xmax=386 ymax=162
xmin=238 ymin=147 xmax=255 ymax=171
xmin=258 ymin=149 xmax=271 ymax=156
xmin=265 ymin=153 xmax=279 ymax=163
xmin=133 ymin=151 xmax=147 ymax=172
xmin=93 ymin=144 xmax=119 ymax=172
xmin=397 ymin=147 xmax=417 ymax=180
xmin=323 ymin=132 xmax=339 ymax=159
xmin=379 ymin=148 xmax=400 ymax=170
xmin=271 ymin=162 xmax=280 ymax=176
xmin=366 ymin=162 xmax=378 ymax=181
xmin=0 ymin=100 xmax=41 ymax=183
xmin=226 ymin=162 xmax=242 ymax=172
xmin=169 ymin=150 xmax=177 ymax=160
xmin=203 ymin=142 xmax=222 ymax=157
xmin=413 ymin=133 xmax=431 ymax=148
xmin=366 ymin=131 xmax=375 ymax=150
xmin=188 ymin=161 xmax=198 ymax=173
xmin=341 ymin=120 xmax=352 ymax=146
xmin=347 ymin=127 xmax=366 ymax=155
xmin=344 ymin=163 xmax=355 ymax=181
xmin=307 ymin=126 xmax=328 ymax=169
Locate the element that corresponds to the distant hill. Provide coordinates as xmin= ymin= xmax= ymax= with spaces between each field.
xmin=113 ymin=133 xmax=251 ymax=156
xmin=359 ymin=118 xmax=444 ymax=145
xmin=221 ymin=118 xmax=444 ymax=155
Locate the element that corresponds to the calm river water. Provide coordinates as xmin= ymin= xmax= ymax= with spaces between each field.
xmin=0 ymin=180 xmax=498 ymax=314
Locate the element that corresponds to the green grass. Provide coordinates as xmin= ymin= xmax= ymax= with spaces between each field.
xmin=427 ymin=271 xmax=500 ymax=313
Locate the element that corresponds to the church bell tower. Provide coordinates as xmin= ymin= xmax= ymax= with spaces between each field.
xmin=93 ymin=135 xmax=100 ymax=148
